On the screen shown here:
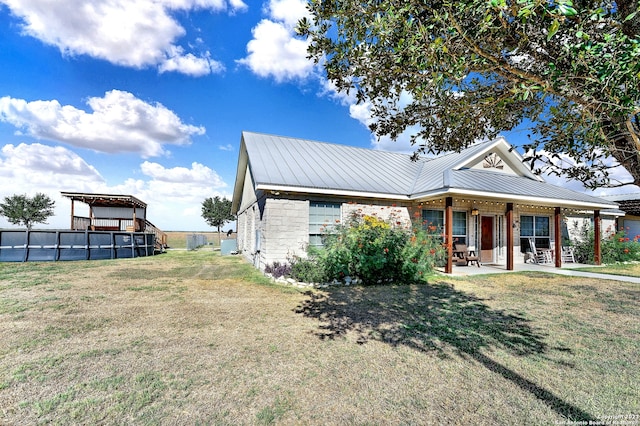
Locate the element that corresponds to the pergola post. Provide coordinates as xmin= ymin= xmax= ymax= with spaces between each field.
xmin=555 ymin=207 xmax=562 ymax=268
xmin=506 ymin=203 xmax=514 ymax=271
xmin=70 ymin=199 xmax=75 ymax=230
xmin=594 ymin=210 xmax=601 ymax=265
xmin=445 ymin=197 xmax=453 ymax=273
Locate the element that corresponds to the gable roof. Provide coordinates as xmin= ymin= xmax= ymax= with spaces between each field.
xmin=232 ymin=131 xmax=618 ymax=212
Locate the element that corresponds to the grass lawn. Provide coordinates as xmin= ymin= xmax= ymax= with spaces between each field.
xmin=569 ymin=262 xmax=640 ymax=278
xmin=0 ymin=251 xmax=638 ymax=425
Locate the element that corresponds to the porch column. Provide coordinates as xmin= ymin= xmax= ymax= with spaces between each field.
xmin=70 ymin=199 xmax=75 ymax=230
xmin=594 ymin=210 xmax=601 ymax=265
xmin=555 ymin=207 xmax=562 ymax=268
xmin=506 ymin=203 xmax=514 ymax=271
xmin=445 ymin=197 xmax=453 ymax=274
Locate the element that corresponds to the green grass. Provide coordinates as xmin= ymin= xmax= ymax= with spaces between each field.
xmin=0 ymin=251 xmax=637 ymax=424
xmin=569 ymin=262 xmax=640 ymax=278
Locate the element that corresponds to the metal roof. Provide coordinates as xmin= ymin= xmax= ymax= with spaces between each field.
xmin=243 ymin=131 xmax=422 ymax=196
xmin=601 ymin=193 xmax=640 ymax=215
xmin=60 ymin=192 xmax=147 ymax=209
xmin=237 ymin=131 xmax=618 ymax=210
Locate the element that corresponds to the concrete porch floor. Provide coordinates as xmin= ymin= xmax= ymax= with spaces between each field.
xmin=442 ymin=261 xmax=640 ymax=283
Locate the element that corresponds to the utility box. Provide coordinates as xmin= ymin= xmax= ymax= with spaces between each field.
xmin=220 ymin=239 xmax=238 ymax=255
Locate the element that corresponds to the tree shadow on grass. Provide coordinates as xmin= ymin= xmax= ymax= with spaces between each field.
xmin=294 ymin=281 xmax=595 ymax=422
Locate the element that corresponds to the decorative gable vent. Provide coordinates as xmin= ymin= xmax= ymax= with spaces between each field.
xmin=483 ymin=153 xmax=504 ymax=170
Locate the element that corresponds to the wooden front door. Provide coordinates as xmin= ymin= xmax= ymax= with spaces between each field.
xmin=481 ymin=216 xmax=494 ymax=263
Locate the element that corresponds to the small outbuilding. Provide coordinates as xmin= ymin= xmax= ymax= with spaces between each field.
xmin=61 ymin=192 xmax=167 ymax=249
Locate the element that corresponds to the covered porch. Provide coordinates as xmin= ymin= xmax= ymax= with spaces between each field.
xmin=413 ymin=195 xmax=619 ymax=274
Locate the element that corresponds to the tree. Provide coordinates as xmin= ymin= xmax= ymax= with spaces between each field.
xmin=201 ymin=196 xmax=234 ymax=239
xmin=298 ymin=0 xmax=640 ymax=189
xmin=0 ymin=193 xmax=55 ymax=230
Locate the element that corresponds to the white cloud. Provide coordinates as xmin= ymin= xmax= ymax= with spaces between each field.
xmin=0 ymin=144 xmax=230 ymax=230
xmin=140 ymin=161 xmax=226 ymax=186
xmin=0 ymin=143 xmax=106 ymax=228
xmin=238 ymin=19 xmax=312 ymax=82
xmin=265 ymin=0 xmax=310 ymax=28
xmin=159 ymin=47 xmax=224 ymax=76
xmin=219 ymin=144 xmax=234 ymax=151
xmin=0 ymin=0 xmax=244 ymax=75
xmin=0 ymin=90 xmax=205 ymax=157
xmin=238 ymin=0 xmax=313 ymax=82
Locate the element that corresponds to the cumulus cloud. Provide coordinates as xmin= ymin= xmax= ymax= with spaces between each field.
xmin=140 ymin=161 xmax=226 ymax=186
xmin=0 ymin=90 xmax=205 ymax=157
xmin=237 ymin=0 xmax=313 ymax=82
xmin=0 ymin=0 xmax=244 ymax=75
xmin=0 ymin=143 xmax=106 ymax=228
xmin=0 ymin=143 xmax=229 ymax=230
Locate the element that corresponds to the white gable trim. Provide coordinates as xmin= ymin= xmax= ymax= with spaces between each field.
xmin=453 ymin=137 xmax=543 ymax=182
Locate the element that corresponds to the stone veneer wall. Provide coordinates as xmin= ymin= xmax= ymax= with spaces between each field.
xmin=261 ymin=198 xmax=309 ymax=267
xmin=239 ymin=195 xmax=607 ymax=269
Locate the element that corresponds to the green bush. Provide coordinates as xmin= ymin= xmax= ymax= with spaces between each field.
xmin=289 ymin=256 xmax=327 ymax=283
xmin=570 ymin=221 xmax=640 ymax=264
xmin=309 ymin=212 xmax=445 ymax=285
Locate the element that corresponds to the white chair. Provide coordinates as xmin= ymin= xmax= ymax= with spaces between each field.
xmin=561 ymin=246 xmax=576 ymax=263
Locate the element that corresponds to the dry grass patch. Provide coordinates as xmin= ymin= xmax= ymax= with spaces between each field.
xmin=0 ymin=253 xmax=638 ymax=425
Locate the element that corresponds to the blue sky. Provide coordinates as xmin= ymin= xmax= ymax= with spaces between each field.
xmin=0 ymin=0 xmax=635 ymax=231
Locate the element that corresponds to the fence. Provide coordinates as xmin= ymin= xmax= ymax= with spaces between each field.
xmin=186 ymin=234 xmax=208 ymax=251
xmin=0 ymin=229 xmax=156 ymax=262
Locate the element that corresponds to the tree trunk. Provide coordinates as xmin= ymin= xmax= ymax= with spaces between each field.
xmin=603 ymin=115 xmax=640 ymax=187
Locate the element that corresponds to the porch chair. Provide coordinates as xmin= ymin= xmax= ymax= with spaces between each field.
xmin=528 ymin=238 xmax=553 ymax=264
xmin=561 ymin=246 xmax=576 ymax=263
xmin=453 ymin=244 xmax=480 ymax=267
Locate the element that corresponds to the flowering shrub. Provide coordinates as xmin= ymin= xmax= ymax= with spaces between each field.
xmin=571 ymin=221 xmax=640 ymax=264
xmin=264 ymin=261 xmax=291 ymax=278
xmin=311 ymin=211 xmax=446 ymax=285
xmin=602 ymin=229 xmax=640 ymax=263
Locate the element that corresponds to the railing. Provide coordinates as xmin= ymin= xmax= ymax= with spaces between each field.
xmin=0 ymin=229 xmax=156 ymax=262
xmin=73 ymin=216 xmax=91 ymax=230
xmin=70 ymin=216 xmax=167 ymax=252
xmin=143 ymin=220 xmax=167 ymax=250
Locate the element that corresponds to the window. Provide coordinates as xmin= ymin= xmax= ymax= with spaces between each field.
xmin=422 ymin=209 xmax=467 ymax=245
xmin=309 ymin=202 xmax=341 ymax=246
xmin=422 ymin=210 xmax=443 ymax=230
xmin=520 ymin=215 xmax=550 ymax=252
xmin=453 ymin=211 xmax=467 ymax=245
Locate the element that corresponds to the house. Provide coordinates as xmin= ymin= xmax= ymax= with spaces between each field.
xmin=231 ymin=131 xmax=619 ymax=273
xmin=601 ymin=193 xmax=640 ymax=237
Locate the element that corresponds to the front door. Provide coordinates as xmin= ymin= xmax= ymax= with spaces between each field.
xmin=481 ymin=216 xmax=494 ymax=263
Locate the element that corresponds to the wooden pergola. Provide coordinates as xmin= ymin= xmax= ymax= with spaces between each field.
xmin=61 ymin=192 xmax=147 ymax=231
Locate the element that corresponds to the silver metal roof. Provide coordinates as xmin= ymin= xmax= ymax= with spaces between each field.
xmin=238 ymin=131 xmax=618 ymax=209
xmin=243 ymin=131 xmax=422 ymax=196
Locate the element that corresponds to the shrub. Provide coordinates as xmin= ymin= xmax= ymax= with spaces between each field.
xmin=264 ymin=261 xmax=291 ymax=278
xmin=316 ymin=212 xmax=445 ymax=285
xmin=289 ymin=256 xmax=327 ymax=283
xmin=571 ymin=221 xmax=640 ymax=264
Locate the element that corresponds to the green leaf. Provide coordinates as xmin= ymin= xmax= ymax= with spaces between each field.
xmin=557 ymin=2 xmax=577 ymax=17
xmin=547 ymin=19 xmax=560 ymax=40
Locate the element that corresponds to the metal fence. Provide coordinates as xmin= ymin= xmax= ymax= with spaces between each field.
xmin=0 ymin=229 xmax=156 ymax=262
xmin=186 ymin=234 xmax=208 ymax=251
